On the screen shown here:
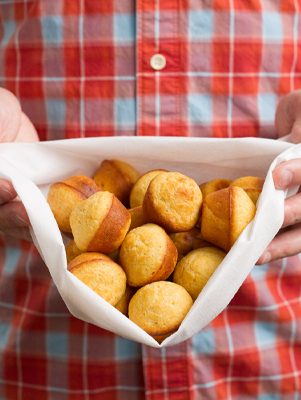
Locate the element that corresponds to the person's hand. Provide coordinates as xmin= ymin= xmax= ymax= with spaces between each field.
xmin=0 ymin=87 xmax=39 ymax=241
xmin=257 ymin=90 xmax=301 ymax=264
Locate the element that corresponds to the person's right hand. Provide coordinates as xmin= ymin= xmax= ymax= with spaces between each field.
xmin=0 ymin=87 xmax=39 ymax=241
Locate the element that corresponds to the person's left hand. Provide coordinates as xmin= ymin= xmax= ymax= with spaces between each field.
xmin=257 ymin=90 xmax=301 ymax=264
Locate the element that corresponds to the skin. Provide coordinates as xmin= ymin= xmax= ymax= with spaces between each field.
xmin=0 ymin=87 xmax=301 ymax=263
xmin=0 ymin=88 xmax=39 ymax=241
xmin=257 ymin=89 xmax=301 ymax=264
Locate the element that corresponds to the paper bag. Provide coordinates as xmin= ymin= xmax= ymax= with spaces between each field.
xmin=0 ymin=136 xmax=300 ymax=348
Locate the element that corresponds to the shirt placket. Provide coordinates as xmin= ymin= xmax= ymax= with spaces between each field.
xmin=136 ymin=0 xmax=188 ymax=137
xmin=137 ymin=1 xmax=191 ymax=398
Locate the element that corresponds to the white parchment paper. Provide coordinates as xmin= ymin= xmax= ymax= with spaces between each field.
xmin=0 ymin=136 xmax=300 ymax=348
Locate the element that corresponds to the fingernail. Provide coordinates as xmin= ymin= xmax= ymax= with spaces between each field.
xmin=12 ymin=214 xmax=30 ymax=227
xmin=262 ymin=251 xmax=271 ymax=264
xmin=280 ymin=169 xmax=293 ymax=188
xmin=0 ymin=187 xmax=14 ymax=205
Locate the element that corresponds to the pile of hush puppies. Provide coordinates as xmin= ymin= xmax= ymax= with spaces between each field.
xmin=47 ymin=159 xmax=264 ymax=343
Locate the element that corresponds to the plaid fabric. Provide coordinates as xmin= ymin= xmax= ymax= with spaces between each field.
xmin=1 ymin=0 xmax=301 ymax=399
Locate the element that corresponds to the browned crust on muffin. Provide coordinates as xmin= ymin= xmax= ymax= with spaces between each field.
xmin=128 ymin=206 xmax=146 ymax=231
xmin=93 ymin=160 xmax=137 ymax=206
xmin=67 ymin=252 xmax=112 ymax=271
xmin=63 ymin=175 xmax=102 ymax=198
xmin=68 ymin=257 xmax=118 ymax=273
xmin=86 ymin=195 xmax=131 ymax=253
xmin=143 ymin=234 xmax=178 ymax=285
xmin=199 ymin=178 xmax=232 ymax=198
xmin=49 ymin=182 xmax=86 ymax=200
xmin=201 ymin=187 xmax=231 ymax=251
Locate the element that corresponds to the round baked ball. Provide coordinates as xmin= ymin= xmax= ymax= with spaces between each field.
xmin=173 ymin=247 xmax=226 ymax=300
xmin=93 ymin=159 xmax=140 ymax=207
xmin=47 ymin=175 xmax=102 ymax=232
xmin=68 ymin=252 xmax=126 ymax=306
xmin=169 ymin=227 xmax=200 ymax=262
xmin=70 ymin=191 xmax=131 ymax=254
xmin=129 ymin=169 xmax=167 ymax=208
xmin=120 ymin=223 xmax=178 ymax=287
xmin=128 ymin=281 xmax=193 ymax=340
xmin=201 ymin=186 xmax=256 ymax=252
xmin=229 ymin=176 xmax=264 ymax=204
xmin=143 ymin=172 xmax=202 ymax=233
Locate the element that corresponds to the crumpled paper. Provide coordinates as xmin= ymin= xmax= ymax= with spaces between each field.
xmin=0 ymin=136 xmax=300 ymax=348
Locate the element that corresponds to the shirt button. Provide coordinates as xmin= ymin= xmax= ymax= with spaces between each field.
xmin=150 ymin=54 xmax=166 ymax=71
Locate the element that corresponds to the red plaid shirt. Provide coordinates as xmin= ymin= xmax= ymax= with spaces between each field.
xmin=1 ymin=1 xmax=301 ymax=399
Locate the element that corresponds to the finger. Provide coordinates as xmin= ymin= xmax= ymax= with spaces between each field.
xmin=282 ymin=191 xmax=301 ymax=228
xmin=272 ymin=159 xmax=301 ymax=190
xmin=1 ymin=226 xmax=32 ymax=241
xmin=275 ymin=89 xmax=301 ymax=141
xmin=0 ymin=87 xmax=22 ymax=143
xmin=14 ymin=112 xmax=40 ymax=143
xmin=0 ymin=201 xmax=32 ymax=241
xmin=0 ymin=201 xmax=31 ymax=229
xmin=257 ymin=222 xmax=301 ymax=265
xmin=290 ymin=119 xmax=301 ymax=144
xmin=0 ymin=179 xmax=18 ymax=205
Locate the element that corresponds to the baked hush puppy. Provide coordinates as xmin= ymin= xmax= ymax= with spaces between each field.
xmin=120 ymin=223 xmax=178 ymax=287
xmin=47 ymin=175 xmax=102 ymax=232
xmin=169 ymin=227 xmax=200 ymax=262
xmin=173 ymin=247 xmax=226 ymax=301
xmin=143 ymin=172 xmax=203 ymax=233
xmin=128 ymin=281 xmax=193 ymax=341
xmin=93 ymin=159 xmax=140 ymax=207
xmin=199 ymin=178 xmax=232 ymax=199
xmin=70 ymin=191 xmax=131 ymax=254
xmin=201 ymin=186 xmax=256 ymax=252
xmin=229 ymin=176 xmax=264 ymax=205
xmin=129 ymin=169 xmax=167 ymax=208
xmin=68 ymin=252 xmax=126 ymax=306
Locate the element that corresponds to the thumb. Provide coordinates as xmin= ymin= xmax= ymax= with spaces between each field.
xmin=0 ymin=87 xmax=22 ymax=143
xmin=275 ymin=89 xmax=301 ymax=144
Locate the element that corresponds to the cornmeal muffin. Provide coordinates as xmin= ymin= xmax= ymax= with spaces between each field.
xmin=169 ymin=227 xmax=200 ymax=261
xmin=143 ymin=172 xmax=203 ymax=233
xmin=128 ymin=206 xmax=146 ymax=231
xmin=129 ymin=169 xmax=167 ymax=208
xmin=115 ymin=285 xmax=137 ymax=316
xmin=68 ymin=252 xmax=126 ymax=306
xmin=93 ymin=159 xmax=140 ymax=207
xmin=199 ymin=178 xmax=232 ymax=199
xmin=120 ymin=223 xmax=178 ymax=287
xmin=70 ymin=191 xmax=131 ymax=253
xmin=47 ymin=174 xmax=102 ymax=232
xmin=229 ymin=176 xmax=264 ymax=204
xmin=173 ymin=247 xmax=226 ymax=300
xmin=128 ymin=281 xmax=193 ymax=340
xmin=201 ymin=186 xmax=256 ymax=252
